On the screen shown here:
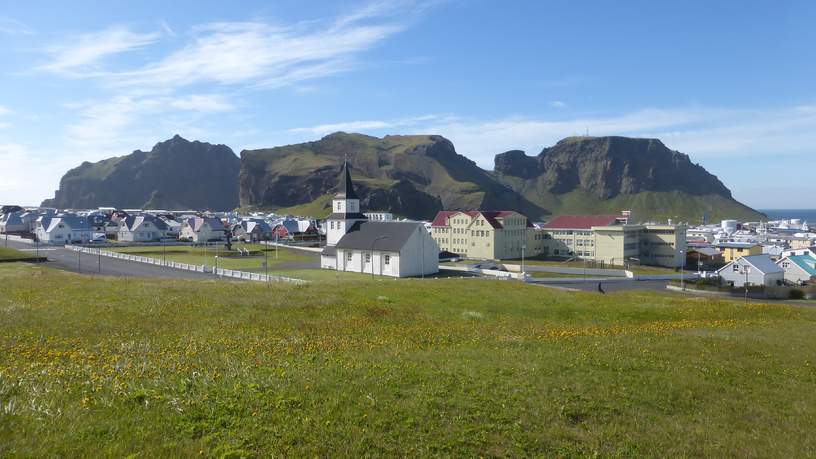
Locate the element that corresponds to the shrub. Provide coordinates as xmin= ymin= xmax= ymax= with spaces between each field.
xmin=790 ymin=289 xmax=805 ymax=300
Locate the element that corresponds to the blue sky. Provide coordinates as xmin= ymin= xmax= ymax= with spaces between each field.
xmin=1 ymin=0 xmax=814 ymax=208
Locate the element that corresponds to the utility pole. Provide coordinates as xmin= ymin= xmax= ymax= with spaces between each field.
xmin=744 ymin=266 xmax=750 ymax=304
xmin=77 ymin=249 xmax=81 ymax=273
xmin=521 ymin=243 xmax=526 ymax=282
xmin=98 ymin=248 xmax=101 ymax=273
xmin=680 ymin=250 xmax=685 ymax=290
xmin=265 ymin=246 xmax=269 ymax=286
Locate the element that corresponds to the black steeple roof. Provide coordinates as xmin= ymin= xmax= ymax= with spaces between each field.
xmin=335 ymin=161 xmax=360 ymax=200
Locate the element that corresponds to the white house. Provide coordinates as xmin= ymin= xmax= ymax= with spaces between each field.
xmin=0 ymin=211 xmax=27 ymax=233
xmin=781 ymin=246 xmax=816 ymax=259
xmin=35 ymin=214 xmax=92 ymax=244
xmin=232 ymin=219 xmax=272 ymax=242
xmin=179 ymin=216 xmax=227 ymax=242
xmin=320 ymin=162 xmax=439 ymax=277
xmin=716 ymin=254 xmax=785 ymax=287
xmin=776 ymin=255 xmax=816 ymax=285
xmin=117 ymin=215 xmax=170 ymax=242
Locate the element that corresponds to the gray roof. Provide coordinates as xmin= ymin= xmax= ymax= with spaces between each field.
xmin=719 ymin=254 xmax=783 ymax=275
xmin=335 ymin=221 xmax=421 ymax=252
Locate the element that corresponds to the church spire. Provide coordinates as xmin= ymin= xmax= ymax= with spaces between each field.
xmin=335 ymin=160 xmax=360 ymax=200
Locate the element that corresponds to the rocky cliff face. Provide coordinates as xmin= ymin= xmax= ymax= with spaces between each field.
xmin=42 ymin=135 xmax=240 ymax=211
xmin=239 ymin=132 xmax=544 ymax=220
xmin=493 ymin=136 xmax=763 ymax=221
xmin=494 ymin=136 xmax=732 ymax=198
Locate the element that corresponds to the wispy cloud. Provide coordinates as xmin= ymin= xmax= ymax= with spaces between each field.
xmin=0 ymin=105 xmax=11 ymax=116
xmin=289 ymin=114 xmax=446 ymax=135
xmin=549 ymin=100 xmax=567 ymax=109
xmin=168 ymin=94 xmax=235 ymax=112
xmin=0 ymin=18 xmax=33 ymax=35
xmin=39 ymin=26 xmax=160 ymax=75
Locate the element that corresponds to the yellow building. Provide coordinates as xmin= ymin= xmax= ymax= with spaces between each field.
xmin=714 ymin=242 xmax=762 ymax=263
xmin=541 ymin=215 xmax=687 ymax=268
xmin=431 ymin=210 xmax=532 ymax=260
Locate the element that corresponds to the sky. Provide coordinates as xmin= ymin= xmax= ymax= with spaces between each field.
xmin=0 ymin=0 xmax=814 ymax=208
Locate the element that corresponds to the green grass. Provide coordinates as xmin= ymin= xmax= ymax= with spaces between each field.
xmin=109 ymin=244 xmax=315 ymax=272
xmin=0 ymin=247 xmax=35 ymax=261
xmin=2 ymin=263 xmax=816 ymax=457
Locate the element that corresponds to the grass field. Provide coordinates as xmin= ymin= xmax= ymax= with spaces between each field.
xmin=0 ymin=246 xmax=35 ymax=261
xmin=109 ymin=244 xmax=316 ymax=272
xmin=2 ymin=263 xmax=816 ymax=457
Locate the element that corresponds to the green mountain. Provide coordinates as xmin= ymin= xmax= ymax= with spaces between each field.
xmin=42 ymin=135 xmax=240 ymax=211
xmin=239 ymin=132 xmax=545 ymax=220
xmin=493 ymin=136 xmax=764 ymax=223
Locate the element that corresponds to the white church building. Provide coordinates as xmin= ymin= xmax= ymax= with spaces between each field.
xmin=320 ymin=162 xmax=439 ymax=277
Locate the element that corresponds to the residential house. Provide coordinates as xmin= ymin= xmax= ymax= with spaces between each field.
xmin=716 ymin=254 xmax=784 ymax=287
xmin=320 ymin=163 xmax=438 ymax=277
xmin=776 ymin=255 xmax=816 ymax=285
xmin=685 ymin=246 xmax=724 ymax=270
xmin=0 ymin=211 xmax=27 ymax=233
xmin=232 ymin=219 xmax=273 ymax=242
xmin=179 ymin=217 xmax=227 ymax=242
xmin=271 ymin=219 xmax=317 ymax=240
xmin=781 ymin=246 xmax=816 ymax=259
xmin=117 ymin=215 xmax=170 ymax=242
xmin=714 ymin=242 xmax=762 ymax=263
xmin=35 ymin=214 xmax=92 ymax=244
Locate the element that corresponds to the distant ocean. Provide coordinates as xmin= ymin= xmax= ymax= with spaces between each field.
xmin=759 ymin=209 xmax=816 ymax=222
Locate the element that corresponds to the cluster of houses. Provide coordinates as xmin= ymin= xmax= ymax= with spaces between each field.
xmin=681 ymin=218 xmax=816 ymax=287
xmin=0 ymin=205 xmax=319 ymax=245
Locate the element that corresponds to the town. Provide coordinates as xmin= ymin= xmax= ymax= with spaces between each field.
xmin=2 ymin=162 xmax=812 ymax=300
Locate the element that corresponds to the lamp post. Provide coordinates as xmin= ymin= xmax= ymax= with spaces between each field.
xmin=680 ymin=249 xmax=685 ymax=290
xmin=371 ymin=236 xmax=389 ymax=280
xmin=743 ymin=265 xmax=750 ymax=304
xmin=521 ymin=243 xmax=526 ymax=282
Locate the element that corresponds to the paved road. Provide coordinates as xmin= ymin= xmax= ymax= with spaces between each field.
xmin=531 ymin=278 xmax=670 ymax=293
xmin=3 ymin=240 xmax=218 ymax=280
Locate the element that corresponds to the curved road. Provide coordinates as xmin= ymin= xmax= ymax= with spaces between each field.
xmin=3 ymin=239 xmax=217 ymax=280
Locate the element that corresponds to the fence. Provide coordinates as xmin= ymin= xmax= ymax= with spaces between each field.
xmin=65 ymin=245 xmax=307 ymax=284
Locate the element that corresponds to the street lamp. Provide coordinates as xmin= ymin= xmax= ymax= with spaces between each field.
xmin=371 ymin=235 xmax=389 ymax=280
xmin=680 ymin=249 xmax=685 ymax=290
xmin=743 ymin=265 xmax=750 ymax=304
xmin=521 ymin=243 xmax=526 ymax=282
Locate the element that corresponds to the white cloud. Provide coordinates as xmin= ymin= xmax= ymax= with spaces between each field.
xmin=169 ymin=94 xmax=235 ymax=112
xmin=289 ymin=114 xmax=446 ymax=135
xmin=39 ymin=26 xmax=160 ymax=75
xmin=109 ymin=17 xmax=403 ymax=91
xmin=0 ymin=18 xmax=33 ymax=35
xmin=0 ymin=105 xmax=11 ymax=116
xmin=549 ymin=100 xmax=567 ymax=109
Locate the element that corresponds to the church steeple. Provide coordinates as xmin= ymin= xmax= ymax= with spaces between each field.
xmin=335 ymin=161 xmax=360 ymax=200
xmin=326 ymin=160 xmax=367 ymax=246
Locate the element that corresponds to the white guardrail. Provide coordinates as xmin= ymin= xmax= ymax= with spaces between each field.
xmin=65 ymin=245 xmax=307 ymax=284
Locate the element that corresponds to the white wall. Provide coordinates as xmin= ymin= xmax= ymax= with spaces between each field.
xmin=398 ymin=226 xmax=440 ymax=277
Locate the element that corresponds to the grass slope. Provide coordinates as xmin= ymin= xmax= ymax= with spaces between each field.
xmin=109 ymin=244 xmax=315 ymax=273
xmin=498 ymin=175 xmax=764 ymax=223
xmin=2 ymin=264 xmax=816 ymax=456
xmin=0 ymin=247 xmax=36 ymax=261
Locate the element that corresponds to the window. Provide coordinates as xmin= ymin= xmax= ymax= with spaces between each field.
xmin=336 ymin=202 xmax=340 ymax=210
xmin=347 ymin=252 xmax=353 ymax=261
xmin=384 ymin=255 xmax=390 ymax=265
xmin=330 ymin=221 xmax=334 ymax=230
xmin=365 ymin=253 xmax=371 ymax=263
xmin=732 ymin=264 xmax=740 ymax=272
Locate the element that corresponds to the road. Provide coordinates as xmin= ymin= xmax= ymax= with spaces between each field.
xmin=531 ymin=278 xmax=670 ymax=293
xmin=3 ymin=239 xmax=218 ymax=280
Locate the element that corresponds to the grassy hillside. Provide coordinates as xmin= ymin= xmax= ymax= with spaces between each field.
xmin=239 ymin=132 xmax=545 ymax=220
xmin=498 ymin=174 xmax=764 ymax=223
xmin=2 ymin=264 xmax=816 ymax=456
